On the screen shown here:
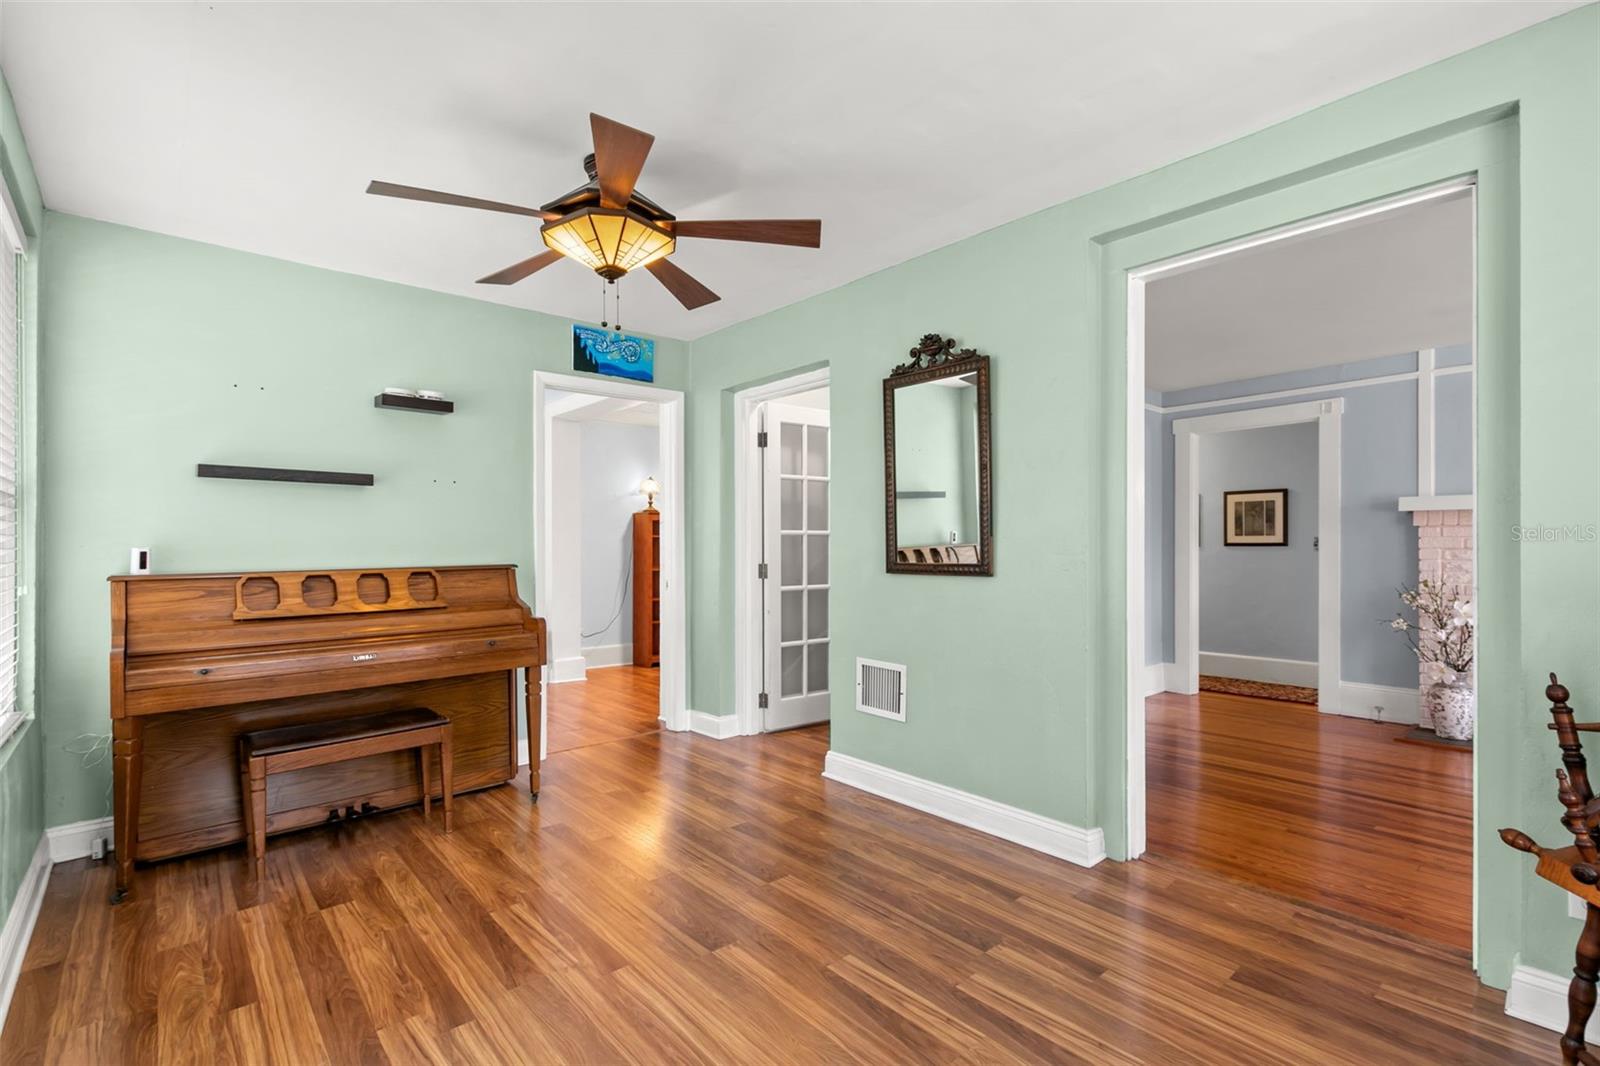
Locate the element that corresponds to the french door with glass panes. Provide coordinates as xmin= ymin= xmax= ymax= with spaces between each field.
xmin=761 ymin=402 xmax=830 ymax=730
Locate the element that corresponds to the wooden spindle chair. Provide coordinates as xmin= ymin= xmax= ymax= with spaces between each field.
xmin=1503 ymin=674 xmax=1600 ymax=1066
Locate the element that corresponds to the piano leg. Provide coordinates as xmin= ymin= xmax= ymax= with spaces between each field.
xmin=111 ymin=716 xmax=144 ymax=903
xmin=525 ymin=665 xmax=541 ymax=800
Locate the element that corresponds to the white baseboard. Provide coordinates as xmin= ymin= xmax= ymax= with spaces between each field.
xmin=1199 ymin=652 xmax=1318 ymax=687
xmin=46 ymin=817 xmax=114 ymax=863
xmin=549 ymin=656 xmax=588 ymax=684
xmin=1331 ymin=681 xmax=1419 ymax=725
xmin=822 ymin=751 xmax=1105 ymax=868
xmin=581 ymin=643 xmax=634 ymax=669
xmin=0 ymin=835 xmax=50 ymax=1028
xmin=1142 ymin=662 xmax=1184 ymax=696
xmin=689 ymin=710 xmax=740 ymax=740
xmin=1506 ymin=964 xmax=1596 ymax=1039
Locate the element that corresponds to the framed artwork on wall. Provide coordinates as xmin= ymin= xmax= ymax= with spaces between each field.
xmin=1223 ymin=488 xmax=1288 ymax=546
xmin=572 ymin=325 xmax=654 ymax=382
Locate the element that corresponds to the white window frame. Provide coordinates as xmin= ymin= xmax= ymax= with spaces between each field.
xmin=0 ymin=175 xmax=25 ymax=748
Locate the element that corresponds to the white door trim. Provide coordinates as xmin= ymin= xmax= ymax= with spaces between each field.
xmin=732 ymin=368 xmax=830 ymax=737
xmin=1122 ymin=175 xmax=1472 ymax=859
xmin=1170 ymin=398 xmax=1343 ymax=708
xmin=532 ymin=371 xmax=688 ymax=753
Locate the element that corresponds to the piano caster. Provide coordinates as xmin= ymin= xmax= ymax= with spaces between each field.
xmin=109 ymin=887 xmax=128 ymax=905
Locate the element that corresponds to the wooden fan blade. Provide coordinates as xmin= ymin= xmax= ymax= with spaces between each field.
xmin=590 ymin=114 xmax=655 ymax=210
xmin=673 ymin=219 xmax=821 ymax=248
xmin=367 ymin=180 xmax=557 ymax=221
xmin=476 ymin=250 xmax=564 ymax=285
xmin=645 ymin=258 xmax=720 ymax=310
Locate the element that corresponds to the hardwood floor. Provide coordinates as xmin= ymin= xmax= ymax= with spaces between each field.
xmin=1147 ymin=689 xmax=1472 ymax=950
xmin=4 ymin=720 xmax=1546 ymax=1064
xmin=546 ymin=665 xmax=660 ymax=754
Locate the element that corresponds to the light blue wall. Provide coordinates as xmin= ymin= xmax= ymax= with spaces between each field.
xmin=1198 ymin=423 xmax=1318 ymax=663
xmin=578 ymin=421 xmax=657 ymax=649
xmin=1435 ymin=368 xmax=1474 ymax=495
xmin=1146 ymin=350 xmax=1472 ymax=690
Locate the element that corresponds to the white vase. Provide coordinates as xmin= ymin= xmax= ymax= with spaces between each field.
xmin=1433 ymin=681 xmax=1476 ymax=741
xmin=1419 ymin=683 xmax=1442 ymax=731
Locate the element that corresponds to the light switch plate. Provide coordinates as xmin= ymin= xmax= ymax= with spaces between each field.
xmin=1572 ymin=894 xmax=1586 ymax=921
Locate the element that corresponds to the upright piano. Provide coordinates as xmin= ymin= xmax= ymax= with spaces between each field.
xmin=107 ymin=564 xmax=545 ymax=898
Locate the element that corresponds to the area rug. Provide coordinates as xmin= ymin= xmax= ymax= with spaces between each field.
xmin=1198 ymin=674 xmax=1318 ymax=706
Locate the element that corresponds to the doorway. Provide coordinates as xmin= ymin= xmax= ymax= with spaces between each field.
xmin=732 ymin=370 xmax=831 ymax=736
xmin=1128 ymin=179 xmax=1479 ymax=951
xmin=532 ymin=371 xmax=687 ymax=764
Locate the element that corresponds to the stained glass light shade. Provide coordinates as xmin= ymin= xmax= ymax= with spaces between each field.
xmin=540 ymin=208 xmax=675 ymax=280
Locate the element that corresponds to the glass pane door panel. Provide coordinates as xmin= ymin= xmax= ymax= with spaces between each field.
xmin=806 ymin=642 xmax=828 ymax=694
xmin=781 ymin=479 xmax=802 ymax=531
xmin=805 ymin=481 xmax=828 ymax=531
xmin=781 ymin=590 xmax=803 ymax=642
xmin=781 ymin=645 xmax=803 ymax=697
xmin=806 ymin=425 xmax=829 ymax=476
xmin=781 ymin=534 xmax=803 ymax=585
xmin=806 ymin=589 xmax=828 ymax=639
xmin=806 ymin=534 xmax=828 ymax=584
xmin=780 ymin=423 xmax=803 ymax=474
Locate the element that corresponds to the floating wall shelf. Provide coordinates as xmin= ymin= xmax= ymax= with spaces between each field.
xmin=374 ymin=394 xmax=454 ymax=414
xmin=895 ymin=490 xmax=947 ymax=500
xmin=197 ymin=464 xmax=375 ymax=486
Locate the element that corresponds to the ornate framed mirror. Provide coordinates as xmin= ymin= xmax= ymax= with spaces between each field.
xmin=883 ymin=334 xmax=993 ymax=575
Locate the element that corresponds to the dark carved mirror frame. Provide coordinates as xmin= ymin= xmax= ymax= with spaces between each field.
xmin=884 ymin=334 xmax=994 ymax=576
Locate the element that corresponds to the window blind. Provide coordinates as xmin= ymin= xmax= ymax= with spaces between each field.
xmin=0 ymin=240 xmax=17 ymax=723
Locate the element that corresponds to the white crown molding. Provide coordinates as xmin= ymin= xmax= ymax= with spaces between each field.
xmin=823 ymin=751 xmax=1105 ymax=868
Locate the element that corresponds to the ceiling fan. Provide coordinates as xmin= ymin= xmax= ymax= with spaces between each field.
xmin=367 ymin=113 xmax=821 ymax=311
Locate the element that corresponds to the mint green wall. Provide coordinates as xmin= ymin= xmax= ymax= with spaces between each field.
xmin=36 ymin=213 xmax=686 ymax=828
xmin=687 ymin=5 xmax=1598 ymax=990
xmin=0 ymin=69 xmax=45 ymax=930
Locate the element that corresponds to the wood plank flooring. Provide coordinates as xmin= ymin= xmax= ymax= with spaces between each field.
xmin=4 ymin=720 xmax=1545 ymax=1064
xmin=546 ymin=665 xmax=660 ymax=754
xmin=1147 ymin=689 xmax=1472 ymax=950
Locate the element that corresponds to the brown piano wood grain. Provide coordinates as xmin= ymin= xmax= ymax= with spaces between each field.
xmin=109 ymin=564 xmax=544 ymax=895
xmin=1 ymin=725 xmax=1553 ymax=1065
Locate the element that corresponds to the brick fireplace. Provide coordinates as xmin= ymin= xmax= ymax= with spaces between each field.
xmin=1412 ymin=507 xmax=1474 ymax=728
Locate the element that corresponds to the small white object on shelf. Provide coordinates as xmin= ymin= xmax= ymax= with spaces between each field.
xmin=130 ymin=547 xmax=151 ymax=575
xmin=417 ymin=389 xmax=446 ymax=401
xmin=382 ymin=386 xmax=419 ymax=397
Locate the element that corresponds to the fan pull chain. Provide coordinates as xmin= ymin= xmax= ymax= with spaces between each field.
xmin=600 ymin=279 xmax=608 ymax=329
xmin=615 ymin=280 xmax=622 ymax=333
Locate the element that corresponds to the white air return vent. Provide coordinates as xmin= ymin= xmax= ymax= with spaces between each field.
xmin=856 ymin=658 xmax=906 ymax=721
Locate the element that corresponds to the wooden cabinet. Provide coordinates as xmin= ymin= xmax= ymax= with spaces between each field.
xmin=632 ymin=509 xmax=661 ymax=667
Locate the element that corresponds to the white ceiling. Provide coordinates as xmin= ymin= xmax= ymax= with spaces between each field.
xmin=0 ymin=2 xmax=1573 ymax=341
xmin=1145 ymin=192 xmax=1473 ymax=392
xmin=547 ymin=389 xmax=659 ymax=426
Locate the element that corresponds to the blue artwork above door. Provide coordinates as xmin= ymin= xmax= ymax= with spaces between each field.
xmin=572 ymin=325 xmax=654 ymax=382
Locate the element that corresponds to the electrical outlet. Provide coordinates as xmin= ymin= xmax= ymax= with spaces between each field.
xmin=1572 ymin=894 xmax=1587 ymax=921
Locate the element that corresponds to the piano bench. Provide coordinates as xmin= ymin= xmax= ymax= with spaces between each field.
xmin=237 ymin=707 xmax=453 ymax=869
